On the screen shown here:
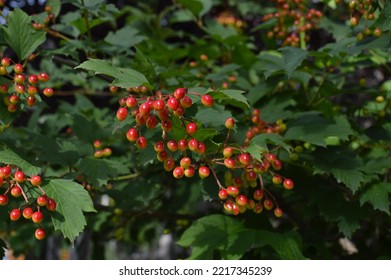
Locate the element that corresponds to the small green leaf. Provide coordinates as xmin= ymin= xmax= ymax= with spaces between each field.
xmin=47 ymin=0 xmax=62 ymax=17
xmin=360 ymin=183 xmax=391 ymax=214
xmin=0 ymin=144 xmax=41 ymax=176
xmin=210 ymin=89 xmax=250 ymax=108
xmin=195 ymin=105 xmax=233 ymax=128
xmin=280 ymin=47 xmax=308 ymax=78
xmin=75 ymin=59 xmax=150 ymax=88
xmin=104 ymin=26 xmax=146 ymax=48
xmin=245 ymin=143 xmax=264 ymax=162
xmin=251 ymin=134 xmax=292 ymax=153
xmin=44 ymin=179 xmax=96 ymax=243
xmin=178 ymin=0 xmax=212 ymax=17
xmin=2 ymin=9 xmax=46 ymax=60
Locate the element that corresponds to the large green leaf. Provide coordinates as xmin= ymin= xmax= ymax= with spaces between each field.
xmin=177 ymin=214 xmax=306 ymax=259
xmin=195 ymin=105 xmax=233 ymax=128
xmin=210 ymin=89 xmax=250 ymax=109
xmin=2 ymin=9 xmax=46 ymax=60
xmin=104 ymin=26 xmax=146 ymax=48
xmin=284 ymin=113 xmax=353 ymax=147
xmin=75 ymin=59 xmax=150 ymax=88
xmin=0 ymin=144 xmax=41 ymax=176
xmin=44 ymin=179 xmax=96 ymax=243
xmin=360 ymin=183 xmax=391 ymax=214
xmin=280 ymin=47 xmax=308 ymax=78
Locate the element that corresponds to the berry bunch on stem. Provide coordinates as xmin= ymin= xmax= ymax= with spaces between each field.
xmin=0 ymin=165 xmax=56 ymax=240
xmin=114 ymin=85 xmax=295 ymax=218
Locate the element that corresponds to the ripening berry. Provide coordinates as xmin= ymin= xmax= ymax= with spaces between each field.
xmin=43 ymin=87 xmax=54 ymax=97
xmin=139 ymin=102 xmax=152 ymax=116
xmin=180 ymin=96 xmax=193 ymax=108
xmin=116 ymin=107 xmax=128 ymax=121
xmin=235 ymin=194 xmax=248 ymax=207
xmin=272 ymin=175 xmax=282 ymax=185
xmin=153 ymin=99 xmax=165 ymax=111
xmin=274 ymin=207 xmax=283 ymax=218
xmin=198 ymin=166 xmax=210 ymax=179
xmin=136 ymin=136 xmax=147 ymax=149
xmin=46 ymin=198 xmax=57 ymax=211
xmin=173 ymin=166 xmax=185 ymax=179
xmin=23 ymin=207 xmax=34 ymax=219
xmin=126 ymin=128 xmax=139 ymax=142
xmin=186 ymin=122 xmax=198 ymax=135
xmin=164 ymin=158 xmax=175 ymax=171
xmin=263 ymin=199 xmax=274 ymax=210
xmin=126 ymin=96 xmax=137 ymax=108
xmin=35 ymin=228 xmax=46 ymax=240
xmin=227 ymin=186 xmax=239 ymax=197
xmin=174 ymin=87 xmax=187 ymax=99
xmin=1 ymin=57 xmax=11 ymax=67
xmin=184 ymin=166 xmax=196 ymax=178
xmin=37 ymin=195 xmax=48 ymax=207
xmin=253 ymin=189 xmax=264 ymax=201
xmin=30 ymin=175 xmax=42 ymax=186
xmin=224 ymin=158 xmax=235 ymax=169
xmin=238 ymin=153 xmax=251 ymax=166
xmin=180 ymin=157 xmax=192 ymax=169
xmin=38 ymin=72 xmax=50 ymax=82
xmin=109 ymin=86 xmax=118 ymax=93
xmin=14 ymin=64 xmax=24 ymax=74
xmin=218 ymin=189 xmax=228 ymax=200
xmin=145 ymin=115 xmax=158 ymax=129
xmin=0 ymin=194 xmax=9 ymax=205
xmin=27 ymin=85 xmax=38 ymax=95
xmin=10 ymin=209 xmax=21 ymax=221
xmin=178 ymin=139 xmax=188 ymax=152
xmin=283 ymin=179 xmax=294 ymax=190
xmin=14 ymin=170 xmax=26 ymax=183
xmin=197 ymin=142 xmax=206 ymax=154
xmin=223 ymin=147 xmax=234 ymax=158
xmin=225 ymin=117 xmax=235 ymax=129
xmin=32 ymin=211 xmax=44 ymax=223
xmin=167 ymin=97 xmax=179 ymax=111
xmin=188 ymin=138 xmax=199 ymax=152
xmin=10 ymin=186 xmax=22 ymax=197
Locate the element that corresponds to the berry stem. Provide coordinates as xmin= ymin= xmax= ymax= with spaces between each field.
xmin=110 ymin=172 xmax=141 ymax=181
xmin=258 ymin=174 xmax=265 ymax=190
xmin=16 ymin=182 xmax=29 ymax=204
xmin=209 ymin=165 xmax=224 ymax=189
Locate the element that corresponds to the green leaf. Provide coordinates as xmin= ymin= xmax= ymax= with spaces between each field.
xmin=72 ymin=114 xmax=104 ymax=143
xmin=374 ymin=1 xmax=391 ymax=31
xmin=195 ymin=105 xmax=233 ymax=128
xmin=178 ymin=0 xmax=212 ymax=17
xmin=104 ymin=26 xmax=146 ymax=48
xmin=280 ymin=47 xmax=308 ymax=78
xmin=210 ymin=89 xmax=250 ymax=108
xmin=245 ymin=143 xmax=264 ymax=162
xmin=77 ymin=157 xmax=130 ymax=186
xmin=47 ymin=0 xmax=62 ymax=17
xmin=44 ymin=179 xmax=96 ymax=243
xmin=0 ymin=144 xmax=41 ymax=176
xmin=75 ymin=59 xmax=150 ymax=88
xmin=251 ymin=134 xmax=292 ymax=153
xmin=360 ymin=183 xmax=391 ymax=214
xmin=284 ymin=113 xmax=353 ymax=147
xmin=2 ymin=9 xmax=46 ymax=60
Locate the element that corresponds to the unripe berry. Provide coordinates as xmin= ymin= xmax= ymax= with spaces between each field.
xmin=27 ymin=85 xmax=38 ymax=95
xmin=188 ymin=138 xmax=199 ymax=152
xmin=180 ymin=157 xmax=191 ymax=169
xmin=180 ymin=96 xmax=193 ymax=108
xmin=225 ymin=117 xmax=235 ymax=129
xmin=235 ymin=194 xmax=248 ymax=207
xmin=274 ymin=207 xmax=283 ymax=218
xmin=184 ymin=166 xmax=196 ymax=177
xmin=263 ymin=199 xmax=274 ymax=210
xmin=15 ymin=84 xmax=25 ymax=94
xmin=14 ymin=64 xmax=24 ymax=74
xmin=109 ymin=86 xmax=118 ymax=93
xmin=201 ymin=94 xmax=214 ymax=107
xmin=253 ymin=203 xmax=263 ymax=214
xmin=253 ymin=189 xmax=264 ymax=201
xmin=198 ymin=166 xmax=210 ymax=179
xmin=14 ymin=74 xmax=25 ymax=84
xmin=239 ymin=153 xmax=251 ymax=166
xmin=1 ymin=57 xmax=10 ymax=67
xmin=0 ymin=84 xmax=8 ymax=94
xmin=272 ymin=175 xmax=282 ymax=185
xmin=223 ymin=147 xmax=234 ymax=158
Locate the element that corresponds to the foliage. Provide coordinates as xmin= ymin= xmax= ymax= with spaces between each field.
xmin=0 ymin=0 xmax=390 ymax=260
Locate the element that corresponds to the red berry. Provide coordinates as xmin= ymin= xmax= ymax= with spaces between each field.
xmin=164 ymin=158 xmax=175 ymax=171
xmin=1 ymin=57 xmax=10 ymax=67
xmin=218 ymin=189 xmax=228 ymax=200
xmin=173 ymin=166 xmax=185 ymax=179
xmin=253 ymin=189 xmax=264 ymax=201
xmin=15 ymin=84 xmax=25 ymax=94
xmin=201 ymin=94 xmax=214 ymax=107
xmin=145 ymin=115 xmax=158 ymax=129
xmin=272 ymin=175 xmax=282 ymax=185
xmin=197 ymin=142 xmax=206 ymax=154
xmin=27 ymin=85 xmax=38 ymax=95
xmin=188 ymin=138 xmax=199 ymax=152
xmin=225 ymin=117 xmax=235 ymax=129
xmin=46 ymin=198 xmax=56 ymax=211
xmin=224 ymin=201 xmax=234 ymax=213
xmin=263 ymin=199 xmax=274 ymax=210
xmin=35 ymin=228 xmax=46 ymax=240
xmin=174 ymin=87 xmax=187 ymax=99
xmin=23 ymin=207 xmax=34 ymax=219
xmin=116 ymin=107 xmax=128 ymax=121
xmin=231 ymin=203 xmax=240 ymax=215
xmin=14 ymin=170 xmax=26 ymax=183
xmin=167 ymin=140 xmax=178 ymax=152
xmin=161 ymin=120 xmax=172 ymax=132
xmin=38 ymin=72 xmax=50 ymax=82
xmin=126 ymin=96 xmax=137 ymax=108
xmin=253 ymin=203 xmax=263 ymax=214
xmin=157 ymin=150 xmax=168 ymax=162
xmin=32 ymin=211 xmax=44 ymax=223
xmin=224 ymin=158 xmax=235 ymax=169
xmin=10 ymin=209 xmax=21 ymax=221
xmin=272 ymin=159 xmax=282 ymax=170
xmin=283 ymin=179 xmax=294 ymax=190
xmin=10 ymin=186 xmax=22 ymax=197
xmin=43 ymin=87 xmax=54 ymax=97
xmin=158 ymin=109 xmax=169 ymax=121
xmin=0 ymin=194 xmax=8 ymax=205
xmin=126 ymin=128 xmax=139 ymax=142
xmin=178 ymin=139 xmax=188 ymax=152
xmin=246 ymin=170 xmax=257 ymax=181
xmin=14 ymin=63 xmax=24 ymax=74
xmin=30 ymin=175 xmax=42 ymax=186
xmin=266 ymin=153 xmax=277 ymax=163
xmin=186 ymin=122 xmax=198 ymax=135
xmin=223 ymin=147 xmax=234 ymax=158
xmin=198 ymin=166 xmax=210 ymax=179
xmin=37 ymin=195 xmax=48 ymax=206
xmin=227 ymin=186 xmax=239 ymax=197
xmin=154 ymin=141 xmax=165 ymax=152
xmin=14 ymin=74 xmax=25 ymax=84
xmin=239 ymin=153 xmax=251 ymax=166
xmin=139 ymin=102 xmax=152 ymax=116
xmin=153 ymin=99 xmax=165 ymax=111
xmin=0 ymin=84 xmax=8 ymax=94
xmin=136 ymin=136 xmax=147 ymax=149
xmin=167 ymin=97 xmax=179 ymax=111
xmin=93 ymin=140 xmax=102 ymax=148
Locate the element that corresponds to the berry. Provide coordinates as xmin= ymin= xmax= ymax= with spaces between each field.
xmin=30 ymin=175 xmax=42 ymax=186
xmin=46 ymin=198 xmax=57 ymax=211
xmin=239 ymin=153 xmax=251 ymax=166
xmin=93 ymin=140 xmax=102 ymax=148
xmin=161 ymin=120 xmax=172 ymax=132
xmin=274 ymin=207 xmax=283 ymax=218
xmin=116 ymin=107 xmax=128 ymax=121
xmin=10 ymin=186 xmax=22 ymax=197
xmin=283 ymin=179 xmax=294 ymax=190
xmin=38 ymin=72 xmax=50 ymax=82
xmin=188 ymin=138 xmax=199 ymax=152
xmin=14 ymin=170 xmax=26 ymax=183
xmin=1 ymin=57 xmax=10 ymax=67
xmin=198 ymin=166 xmax=210 ymax=179
xmin=126 ymin=96 xmax=137 ymax=108
xmin=37 ymin=195 xmax=48 ymax=206
xmin=10 ymin=209 xmax=21 ymax=221
xmin=14 ymin=64 xmax=24 ymax=74
xmin=94 ymin=150 xmax=103 ymax=158
xmin=235 ymin=194 xmax=248 ymax=207
xmin=167 ymin=140 xmax=178 ymax=152
xmin=167 ymin=97 xmax=179 ymax=111
xmin=223 ymin=201 xmax=234 ymax=213
xmin=180 ymin=96 xmax=193 ymax=108
xmin=164 ymin=158 xmax=175 ymax=171
xmin=154 ymin=141 xmax=165 ymax=152
xmin=109 ymin=86 xmax=118 ymax=93
xmin=35 ymin=228 xmax=46 ymax=240
xmin=180 ymin=157 xmax=191 ymax=169
xmin=15 ymin=84 xmax=25 ymax=94
xmin=126 ymin=128 xmax=139 ymax=142
xmin=139 ymin=102 xmax=152 ymax=116
xmin=145 ymin=115 xmax=158 ymax=129
xmin=197 ymin=142 xmax=206 ymax=154
xmin=218 ymin=189 xmax=228 ymax=200
xmin=272 ymin=175 xmax=282 ymax=185
xmin=43 ymin=87 xmax=54 ymax=97
xmin=223 ymin=147 xmax=234 ymax=158
xmin=186 ymin=122 xmax=198 ymax=135
xmin=253 ymin=189 xmax=264 ymax=201
xmin=153 ymin=99 xmax=165 ymax=111
xmin=253 ymin=203 xmax=263 ymax=214
xmin=173 ymin=166 xmax=185 ymax=179
xmin=32 ymin=211 xmax=44 ymax=223
xmin=225 ymin=117 xmax=235 ymax=129
xmin=14 ymin=74 xmax=25 ymax=84
xmin=227 ymin=186 xmax=239 ymax=197
xmin=272 ymin=159 xmax=282 ymax=170
xmin=27 ymin=85 xmax=38 ymax=95
xmin=0 ymin=194 xmax=8 ymax=205
xmin=266 ymin=153 xmax=277 ymax=163
xmin=201 ymin=94 xmax=214 ymax=107
xmin=263 ymin=199 xmax=274 ymax=210
xmin=178 ymin=139 xmax=188 ymax=152
xmin=23 ymin=207 xmax=34 ymax=219
xmin=184 ymin=166 xmax=195 ymax=177
xmin=136 ymin=136 xmax=147 ymax=149
xmin=0 ymin=84 xmax=8 ymax=94
xmin=174 ymin=87 xmax=187 ymax=99
xmin=224 ymin=158 xmax=235 ymax=169
xmin=231 ymin=203 xmax=240 ymax=215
